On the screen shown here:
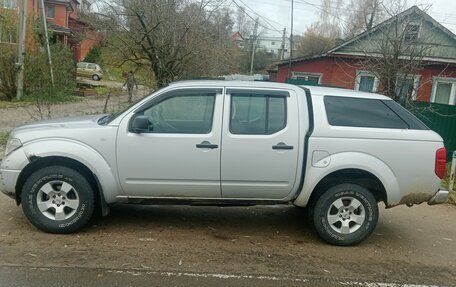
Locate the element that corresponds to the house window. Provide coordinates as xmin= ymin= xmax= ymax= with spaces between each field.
xmin=404 ymin=24 xmax=420 ymax=43
xmin=291 ymin=72 xmax=322 ymax=85
xmin=0 ymin=0 xmax=17 ymax=9
xmin=431 ymin=78 xmax=456 ymax=105
xmin=271 ymin=42 xmax=275 ymax=45
xmin=355 ymin=71 xmax=379 ymax=93
xmin=46 ymin=6 xmax=56 ymax=18
xmin=396 ymin=75 xmax=420 ymax=101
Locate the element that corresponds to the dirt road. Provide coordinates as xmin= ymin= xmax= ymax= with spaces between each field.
xmin=0 ymin=194 xmax=455 ymax=286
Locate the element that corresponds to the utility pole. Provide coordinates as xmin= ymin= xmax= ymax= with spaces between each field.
xmin=280 ymin=27 xmax=286 ymax=60
xmin=15 ymin=0 xmax=27 ymax=100
xmin=249 ymin=18 xmax=259 ymax=76
xmin=39 ymin=0 xmax=54 ymax=86
xmin=287 ymin=0 xmax=294 ymax=79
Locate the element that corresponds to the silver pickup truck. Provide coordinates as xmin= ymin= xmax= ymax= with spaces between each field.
xmin=0 ymin=81 xmax=449 ymax=245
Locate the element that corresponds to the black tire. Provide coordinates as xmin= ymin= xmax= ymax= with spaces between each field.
xmin=21 ymin=166 xmax=95 ymax=234
xmin=92 ymin=74 xmax=100 ymax=81
xmin=312 ymin=184 xmax=378 ymax=246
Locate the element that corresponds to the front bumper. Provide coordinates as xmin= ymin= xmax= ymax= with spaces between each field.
xmin=0 ymin=168 xmax=20 ymax=199
xmin=427 ymin=189 xmax=449 ymax=205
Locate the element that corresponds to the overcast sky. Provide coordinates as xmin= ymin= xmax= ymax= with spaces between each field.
xmin=234 ymin=0 xmax=456 ymax=37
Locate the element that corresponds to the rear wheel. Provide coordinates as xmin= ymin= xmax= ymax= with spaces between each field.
xmin=312 ymin=183 xmax=378 ymax=246
xmin=21 ymin=166 xmax=95 ymax=234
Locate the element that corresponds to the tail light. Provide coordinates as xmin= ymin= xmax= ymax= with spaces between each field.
xmin=435 ymin=147 xmax=446 ymax=179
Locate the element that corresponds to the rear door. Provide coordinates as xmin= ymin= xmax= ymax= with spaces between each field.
xmin=220 ymin=88 xmax=300 ymax=199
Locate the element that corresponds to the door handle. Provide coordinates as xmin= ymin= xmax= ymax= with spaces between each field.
xmin=272 ymin=142 xmax=294 ymax=150
xmin=196 ymin=141 xmax=218 ymax=149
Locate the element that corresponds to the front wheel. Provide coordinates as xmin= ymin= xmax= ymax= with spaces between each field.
xmin=92 ymin=74 xmax=100 ymax=81
xmin=21 ymin=166 xmax=95 ymax=234
xmin=312 ymin=184 xmax=378 ymax=246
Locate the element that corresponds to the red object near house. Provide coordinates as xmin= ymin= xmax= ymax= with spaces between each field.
xmin=16 ymin=0 xmax=100 ymax=61
xmin=274 ymin=6 xmax=456 ymax=106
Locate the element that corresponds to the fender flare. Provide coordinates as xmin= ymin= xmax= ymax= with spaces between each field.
xmin=21 ymin=138 xmax=123 ymax=203
xmin=293 ymin=152 xmax=401 ymax=207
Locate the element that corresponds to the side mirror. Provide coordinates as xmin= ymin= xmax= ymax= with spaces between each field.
xmin=131 ymin=116 xmax=150 ymax=133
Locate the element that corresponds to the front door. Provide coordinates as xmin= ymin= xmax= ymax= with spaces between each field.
xmin=220 ymin=88 xmax=300 ymax=199
xmin=117 ymin=88 xmax=223 ymax=198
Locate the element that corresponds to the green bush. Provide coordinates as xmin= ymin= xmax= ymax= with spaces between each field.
xmin=0 ymin=132 xmax=9 ymax=146
xmin=83 ymin=45 xmax=102 ymax=64
xmin=24 ymin=43 xmax=76 ymax=113
xmin=0 ymin=49 xmax=17 ymax=100
xmin=11 ymin=43 xmax=79 ymax=118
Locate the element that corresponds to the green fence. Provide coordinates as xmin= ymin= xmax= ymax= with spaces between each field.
xmin=410 ymin=101 xmax=456 ymax=159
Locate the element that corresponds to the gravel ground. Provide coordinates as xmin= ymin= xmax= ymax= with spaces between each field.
xmin=0 ymin=197 xmax=455 ymax=286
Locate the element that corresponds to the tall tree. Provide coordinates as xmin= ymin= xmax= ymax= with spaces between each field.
xmin=343 ymin=0 xmax=408 ymax=38
xmin=93 ymin=0 xmax=238 ymax=87
xmin=343 ymin=0 xmax=385 ymax=38
xmin=295 ymin=0 xmax=342 ymax=56
xmin=235 ymin=5 xmax=253 ymax=37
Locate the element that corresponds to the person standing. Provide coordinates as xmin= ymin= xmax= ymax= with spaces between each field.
xmin=123 ymin=71 xmax=138 ymax=103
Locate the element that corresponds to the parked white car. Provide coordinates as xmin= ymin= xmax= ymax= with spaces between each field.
xmin=0 ymin=81 xmax=448 ymax=245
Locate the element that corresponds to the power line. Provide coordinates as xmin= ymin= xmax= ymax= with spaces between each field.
xmin=231 ymin=0 xmax=283 ymax=35
xmin=237 ymin=0 xmax=283 ymax=31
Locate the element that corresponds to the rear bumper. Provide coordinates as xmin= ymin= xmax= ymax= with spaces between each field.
xmin=427 ymin=189 xmax=449 ymax=205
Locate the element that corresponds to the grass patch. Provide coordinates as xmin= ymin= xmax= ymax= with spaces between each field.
xmin=94 ymin=86 xmax=119 ymax=95
xmin=0 ymin=99 xmax=31 ymax=109
xmin=1 ymin=93 xmax=82 ymax=109
xmin=0 ymin=132 xmax=10 ymax=146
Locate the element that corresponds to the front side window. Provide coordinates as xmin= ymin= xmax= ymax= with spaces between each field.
xmin=324 ymin=96 xmax=408 ymax=129
xmin=138 ymin=92 xmax=215 ymax=134
xmin=230 ymin=93 xmax=286 ymax=135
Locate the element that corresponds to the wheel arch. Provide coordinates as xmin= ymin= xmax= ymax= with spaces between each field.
xmin=294 ymin=152 xmax=400 ymax=207
xmin=15 ymin=156 xmax=110 ymax=216
xmin=306 ymin=168 xmax=388 ymax=211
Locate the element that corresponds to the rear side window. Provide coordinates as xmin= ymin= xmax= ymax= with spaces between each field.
xmin=230 ymin=93 xmax=286 ymax=134
xmin=382 ymin=100 xmax=429 ymax=130
xmin=324 ymin=96 xmax=408 ymax=129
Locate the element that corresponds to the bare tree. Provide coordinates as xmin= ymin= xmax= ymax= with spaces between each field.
xmin=92 ymin=0 xmax=237 ymax=87
xmin=235 ymin=5 xmax=253 ymax=37
xmin=343 ymin=0 xmax=386 ymax=38
xmin=352 ymin=5 xmax=435 ymax=105
xmin=295 ymin=23 xmax=340 ymax=56
xmin=295 ymin=0 xmax=342 ymax=57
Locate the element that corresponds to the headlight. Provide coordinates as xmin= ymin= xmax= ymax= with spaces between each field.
xmin=5 ymin=138 xmax=22 ymax=156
